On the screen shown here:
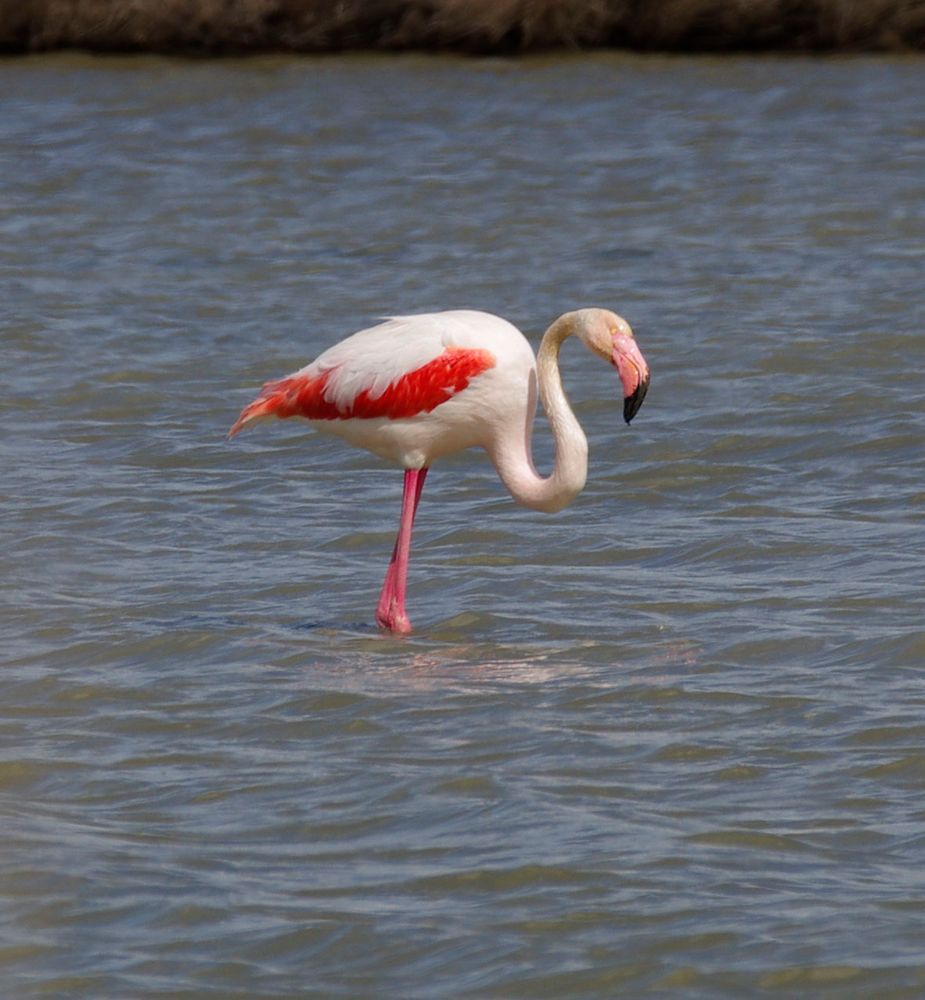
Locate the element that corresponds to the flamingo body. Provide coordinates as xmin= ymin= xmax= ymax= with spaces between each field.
xmin=231 ymin=311 xmax=537 ymax=468
xmin=231 ymin=308 xmax=650 ymax=633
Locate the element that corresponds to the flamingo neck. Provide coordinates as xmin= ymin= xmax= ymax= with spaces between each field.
xmin=490 ymin=314 xmax=588 ymax=513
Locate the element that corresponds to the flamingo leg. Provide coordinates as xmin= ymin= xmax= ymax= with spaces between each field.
xmin=376 ymin=468 xmax=428 ymax=634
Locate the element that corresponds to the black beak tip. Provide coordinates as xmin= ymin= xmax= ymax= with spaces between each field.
xmin=623 ymin=375 xmax=650 ymax=425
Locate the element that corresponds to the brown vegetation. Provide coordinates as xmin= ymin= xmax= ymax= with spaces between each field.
xmin=1 ymin=0 xmax=923 ymax=55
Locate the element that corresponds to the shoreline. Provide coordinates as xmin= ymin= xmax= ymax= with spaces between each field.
xmin=2 ymin=0 xmax=923 ymax=56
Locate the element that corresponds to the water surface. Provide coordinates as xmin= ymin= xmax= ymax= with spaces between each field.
xmin=2 ymin=52 xmax=924 ymax=998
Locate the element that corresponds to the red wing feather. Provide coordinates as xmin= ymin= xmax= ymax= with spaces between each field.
xmin=230 ymin=347 xmax=495 ymax=436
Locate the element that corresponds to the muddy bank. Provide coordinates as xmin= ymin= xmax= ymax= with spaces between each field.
xmin=1 ymin=0 xmax=923 ymax=55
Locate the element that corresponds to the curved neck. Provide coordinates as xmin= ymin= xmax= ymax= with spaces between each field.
xmin=489 ymin=314 xmax=588 ymax=513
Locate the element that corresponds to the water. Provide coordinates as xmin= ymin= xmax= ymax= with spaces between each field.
xmin=2 ymin=52 xmax=924 ymax=997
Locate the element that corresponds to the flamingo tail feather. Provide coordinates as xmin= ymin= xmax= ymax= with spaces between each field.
xmin=228 ymin=376 xmax=307 ymax=437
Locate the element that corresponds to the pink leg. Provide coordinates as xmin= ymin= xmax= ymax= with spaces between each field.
xmin=376 ymin=468 xmax=428 ymax=634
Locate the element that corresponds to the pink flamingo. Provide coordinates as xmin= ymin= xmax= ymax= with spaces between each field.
xmin=230 ymin=309 xmax=649 ymax=634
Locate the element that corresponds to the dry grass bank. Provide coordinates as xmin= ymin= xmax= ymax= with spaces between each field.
xmin=1 ymin=0 xmax=923 ymax=55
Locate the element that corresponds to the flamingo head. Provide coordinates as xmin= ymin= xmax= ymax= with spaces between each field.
xmin=573 ymin=308 xmax=651 ymax=424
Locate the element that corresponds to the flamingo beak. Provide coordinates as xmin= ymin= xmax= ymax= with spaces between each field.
xmin=612 ymin=334 xmax=650 ymax=424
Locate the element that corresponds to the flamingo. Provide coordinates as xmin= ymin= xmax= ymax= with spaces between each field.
xmin=230 ymin=308 xmax=649 ymax=634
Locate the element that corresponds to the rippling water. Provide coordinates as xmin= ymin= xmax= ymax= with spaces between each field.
xmin=2 ymin=52 xmax=924 ymax=997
